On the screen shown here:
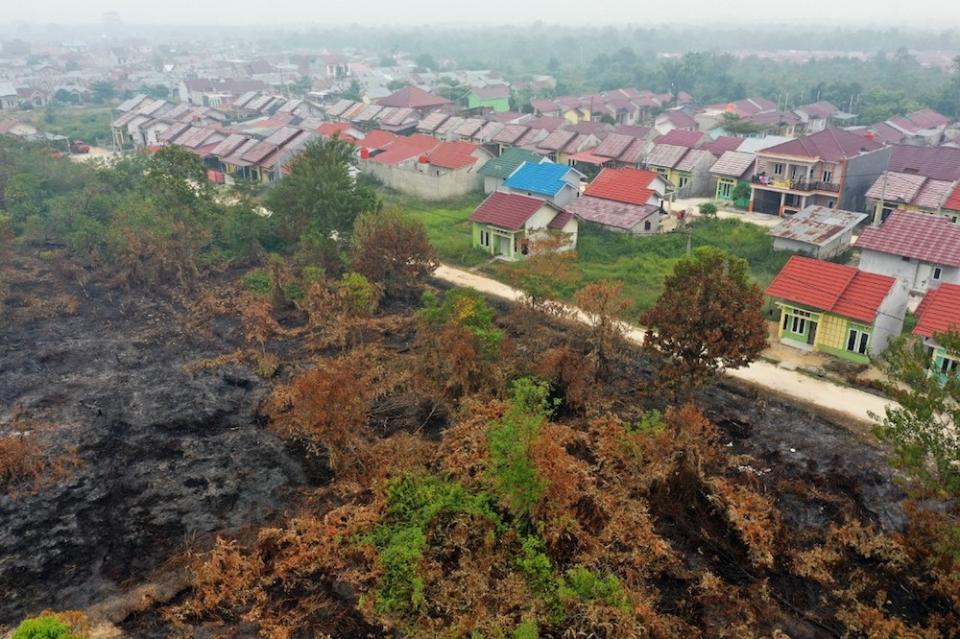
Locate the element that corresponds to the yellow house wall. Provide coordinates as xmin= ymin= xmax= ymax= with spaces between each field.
xmin=814 ymin=313 xmax=847 ymax=351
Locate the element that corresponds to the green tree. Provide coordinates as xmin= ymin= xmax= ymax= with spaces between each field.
xmin=873 ymin=333 xmax=960 ymax=497
xmin=415 ymin=53 xmax=437 ymax=71
xmin=265 ymin=137 xmax=379 ymax=244
xmin=719 ymin=112 xmax=762 ymax=136
xmin=641 ymin=247 xmax=768 ymax=397
xmin=90 ymin=81 xmax=116 ymax=103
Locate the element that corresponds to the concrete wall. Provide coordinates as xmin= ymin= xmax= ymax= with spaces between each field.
xmin=859 ymin=249 xmax=960 ymax=293
xmin=483 ymin=176 xmax=503 ymax=194
xmin=842 ymin=147 xmax=893 ymax=212
xmin=871 ymin=277 xmax=910 ymax=354
xmin=360 ymin=160 xmax=482 ymax=200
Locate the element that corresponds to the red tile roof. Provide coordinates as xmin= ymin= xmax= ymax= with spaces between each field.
xmin=427 ymin=141 xmax=480 ymax=169
xmin=378 ymin=86 xmax=451 ymax=109
xmin=585 ymin=167 xmax=660 ymax=206
xmin=855 ymin=210 xmax=960 ymax=267
xmin=469 ymin=191 xmax=551 ymax=230
xmin=766 ymin=256 xmax=895 ymax=324
xmin=945 ymin=184 xmax=960 ymax=212
xmin=360 ymin=129 xmax=398 ymax=151
xmin=548 ymin=211 xmax=575 ymax=230
xmin=761 ymin=128 xmax=883 ymax=162
xmin=914 ymin=283 xmax=960 ymax=338
xmin=701 ymin=135 xmax=743 ymax=156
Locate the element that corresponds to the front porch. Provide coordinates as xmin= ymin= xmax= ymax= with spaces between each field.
xmin=473 ymin=223 xmax=526 ymax=260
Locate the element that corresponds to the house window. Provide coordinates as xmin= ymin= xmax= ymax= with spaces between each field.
xmin=783 ymin=308 xmax=811 ymax=336
xmin=792 ymin=315 xmax=807 ymax=335
xmin=718 ymin=180 xmax=733 ymax=199
xmin=939 ymin=356 xmax=958 ymax=376
xmin=846 ymin=328 xmax=870 ymax=355
xmin=643 ymin=220 xmax=652 ymax=231
xmin=479 ymin=229 xmax=490 ymax=247
xmin=822 ymin=170 xmax=833 ymax=183
xmin=773 ymin=162 xmax=785 ymax=176
xmin=678 ymin=175 xmax=690 ymax=189
xmin=933 ymin=266 xmax=943 ymax=281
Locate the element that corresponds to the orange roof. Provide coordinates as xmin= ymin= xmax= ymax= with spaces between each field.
xmin=584 ymin=167 xmax=660 ymax=206
xmin=914 ymin=283 xmax=960 ymax=338
xmin=427 ymin=141 xmax=480 ymax=169
xmin=766 ymin=256 xmax=895 ymax=324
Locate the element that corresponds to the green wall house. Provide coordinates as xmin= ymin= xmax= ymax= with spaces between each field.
xmin=710 ymin=150 xmax=756 ymax=207
xmin=766 ymin=256 xmax=908 ymax=364
xmin=467 ymin=85 xmax=511 ymax=113
xmin=913 ymin=283 xmax=960 ymax=383
xmin=469 ymin=191 xmax=578 ymax=260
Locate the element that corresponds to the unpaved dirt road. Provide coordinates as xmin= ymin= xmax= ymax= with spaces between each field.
xmin=434 ymin=263 xmax=896 ymax=427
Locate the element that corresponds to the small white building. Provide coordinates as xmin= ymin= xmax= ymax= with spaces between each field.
xmin=769 ymin=205 xmax=866 ymax=259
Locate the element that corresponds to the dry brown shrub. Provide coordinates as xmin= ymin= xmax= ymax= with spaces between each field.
xmin=434 ymin=397 xmax=508 ymax=489
xmin=789 ymin=544 xmax=843 ymax=585
xmin=828 ymin=520 xmax=909 ymax=569
xmin=240 ymin=295 xmax=279 ymax=353
xmin=837 ymin=604 xmax=943 ymax=639
xmin=0 ymin=413 xmax=80 ymax=497
xmin=534 ymin=346 xmax=598 ymax=413
xmin=265 ymin=354 xmax=373 ymax=476
xmin=706 ymin=477 xmax=780 ymax=569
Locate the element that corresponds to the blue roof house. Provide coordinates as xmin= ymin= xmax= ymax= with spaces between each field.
xmin=502 ymin=161 xmax=584 ymax=207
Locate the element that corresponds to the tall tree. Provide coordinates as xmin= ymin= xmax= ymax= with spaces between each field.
xmin=873 ymin=333 xmax=960 ymax=497
xmin=351 ymin=208 xmax=437 ymax=296
xmin=265 ymin=137 xmax=380 ymax=244
xmin=641 ymin=247 xmax=767 ymax=398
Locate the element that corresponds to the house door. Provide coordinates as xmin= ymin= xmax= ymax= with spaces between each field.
xmin=497 ymin=235 xmax=511 ymax=257
xmin=807 ymin=321 xmax=818 ymax=346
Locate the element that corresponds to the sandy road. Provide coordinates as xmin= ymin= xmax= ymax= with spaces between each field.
xmin=434 ymin=263 xmax=897 ymax=427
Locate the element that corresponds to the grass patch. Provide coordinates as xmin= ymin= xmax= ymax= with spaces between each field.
xmin=382 ymin=190 xmax=490 ymax=268
xmin=383 ymin=193 xmax=789 ymax=320
xmin=16 ymin=105 xmax=114 ymax=145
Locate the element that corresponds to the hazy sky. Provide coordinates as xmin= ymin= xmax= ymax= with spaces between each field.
xmin=4 ymin=0 xmax=960 ymax=27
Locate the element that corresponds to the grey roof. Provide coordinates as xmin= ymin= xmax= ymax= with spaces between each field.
xmin=645 ymin=143 xmax=688 ymax=169
xmin=768 ymin=205 xmax=867 ymax=247
xmin=566 ymin=196 xmax=660 ymax=231
xmin=710 ymin=151 xmax=756 ymax=178
xmin=674 ymin=149 xmax=714 ymax=173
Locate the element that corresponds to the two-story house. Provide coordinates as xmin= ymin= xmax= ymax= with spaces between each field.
xmin=856 ymin=210 xmax=960 ymax=294
xmin=749 ymin=128 xmax=891 ymax=216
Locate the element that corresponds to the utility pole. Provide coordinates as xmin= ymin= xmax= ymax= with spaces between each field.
xmin=686 ymin=225 xmax=692 ymax=256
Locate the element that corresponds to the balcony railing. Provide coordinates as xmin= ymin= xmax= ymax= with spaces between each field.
xmin=752 ymin=175 xmax=840 ymax=193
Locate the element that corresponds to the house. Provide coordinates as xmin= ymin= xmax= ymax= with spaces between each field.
xmin=710 ymin=151 xmax=755 ymax=205
xmin=467 ymin=84 xmax=511 ymax=113
xmin=768 ymin=205 xmax=867 ymax=259
xmin=766 ymin=256 xmax=908 ymax=362
xmin=645 ymin=144 xmax=716 ymax=196
xmin=855 ymin=210 xmax=960 ymax=294
xmin=793 ymin=101 xmax=854 ymax=134
xmin=359 ymin=136 xmax=491 ymax=200
xmin=478 ymin=148 xmax=543 ymax=194
xmin=749 ymin=128 xmax=891 ymax=216
xmin=377 ymin=86 xmax=451 ymax=115
xmin=745 ymin=110 xmax=802 ymax=137
xmin=913 ymin=283 xmax=960 ymax=381
xmin=501 ymin=161 xmax=584 ymax=207
xmin=468 ymin=191 xmax=577 ymax=260
xmin=178 ymin=79 xmax=267 ymax=107
xmin=0 ymin=83 xmax=18 ymax=111
xmin=566 ymin=167 xmax=667 ymax=234
xmin=864 ymin=145 xmax=960 ymax=223
xmin=589 ymin=132 xmax=652 ymax=167
xmin=654 ymin=109 xmax=698 ymax=135
xmin=16 ymin=87 xmax=47 ymax=109
xmin=885 ymin=109 xmax=951 ymax=146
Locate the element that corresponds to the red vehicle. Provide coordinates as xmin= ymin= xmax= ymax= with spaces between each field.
xmin=69 ymin=140 xmax=91 ymax=154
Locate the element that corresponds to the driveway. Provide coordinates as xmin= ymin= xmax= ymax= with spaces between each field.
xmin=434 ymin=264 xmax=896 ymax=428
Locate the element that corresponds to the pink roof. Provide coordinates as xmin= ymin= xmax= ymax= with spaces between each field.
xmin=796 ymin=101 xmax=840 ymax=119
xmin=659 ymin=110 xmax=697 ymax=129
xmin=566 ymin=196 xmax=660 ymax=231
xmin=594 ymin=133 xmax=635 ymax=159
xmin=914 ymin=283 xmax=960 ymax=338
xmin=855 ymin=210 xmax=960 ymax=267
xmin=538 ymin=129 xmax=577 ymax=152
xmin=760 ymin=128 xmax=883 ymax=162
xmin=492 ymin=124 xmax=528 ymax=145
xmin=905 ymin=109 xmax=951 ymax=130
xmin=427 ymin=141 xmax=480 ymax=169
xmin=469 ymin=191 xmax=551 ymax=230
xmin=585 ymin=167 xmax=660 ymax=206
xmin=766 ymin=256 xmax=895 ymax=324
xmin=886 ymin=145 xmax=960 ymax=181
xmin=655 ymin=129 xmax=705 ymax=149
xmin=524 ymin=116 xmax=566 ymax=132
xmin=701 ymin=136 xmax=744 ymax=155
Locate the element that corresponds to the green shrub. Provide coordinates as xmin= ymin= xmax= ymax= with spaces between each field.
xmin=368 ymin=473 xmax=500 ymax=616
xmin=242 ymin=269 xmax=271 ymax=296
xmin=559 ymin=567 xmax=631 ymax=611
xmin=699 ymin=202 xmax=718 ymax=216
xmin=338 ymin=272 xmax=381 ymax=316
xmin=12 ymin=615 xmax=78 ymax=639
xmin=420 ymin=288 xmax=503 ymax=359
xmin=487 ymin=378 xmax=556 ymax=517
xmin=511 ymin=619 xmax=539 ymax=639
